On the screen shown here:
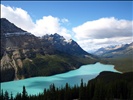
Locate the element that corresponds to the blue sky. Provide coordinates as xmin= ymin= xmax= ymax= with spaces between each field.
xmin=1 ymin=1 xmax=132 ymax=26
xmin=1 ymin=1 xmax=133 ymax=51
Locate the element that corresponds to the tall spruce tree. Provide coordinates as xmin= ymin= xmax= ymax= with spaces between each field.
xmin=10 ymin=92 xmax=13 ymax=100
xmin=0 ymin=90 xmax=4 ymax=100
xmin=4 ymin=91 xmax=9 ymax=100
xmin=22 ymin=86 xmax=28 ymax=99
xmin=79 ymin=79 xmax=84 ymax=100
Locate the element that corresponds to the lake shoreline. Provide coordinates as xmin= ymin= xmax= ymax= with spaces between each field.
xmin=1 ymin=62 xmax=120 ymax=97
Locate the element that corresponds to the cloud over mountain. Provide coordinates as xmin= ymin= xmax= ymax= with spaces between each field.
xmin=1 ymin=4 xmax=71 ymax=40
xmin=1 ymin=4 xmax=35 ymax=31
xmin=1 ymin=4 xmax=132 ymax=52
xmin=72 ymin=17 xmax=133 ymax=51
xmin=73 ymin=17 xmax=132 ymax=39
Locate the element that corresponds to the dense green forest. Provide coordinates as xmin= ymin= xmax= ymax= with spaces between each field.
xmin=1 ymin=71 xmax=133 ymax=100
xmin=1 ymin=52 xmax=97 ymax=82
xmin=17 ymin=53 xmax=96 ymax=78
xmin=99 ymin=56 xmax=133 ymax=73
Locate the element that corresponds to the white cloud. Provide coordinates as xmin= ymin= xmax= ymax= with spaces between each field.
xmin=77 ymin=37 xmax=132 ymax=52
xmin=1 ymin=4 xmax=132 ymax=52
xmin=73 ymin=17 xmax=133 ymax=52
xmin=1 ymin=4 xmax=35 ymax=31
xmin=1 ymin=4 xmax=71 ymax=40
xmin=32 ymin=16 xmax=71 ymax=39
xmin=73 ymin=17 xmax=132 ymax=40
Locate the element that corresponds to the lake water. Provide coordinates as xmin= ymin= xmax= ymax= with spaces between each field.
xmin=1 ymin=62 xmax=119 ymax=97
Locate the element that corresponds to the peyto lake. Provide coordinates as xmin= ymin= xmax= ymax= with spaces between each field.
xmin=1 ymin=62 xmax=120 ymax=97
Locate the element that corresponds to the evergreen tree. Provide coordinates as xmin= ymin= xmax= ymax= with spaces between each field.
xmin=79 ymin=79 xmax=84 ymax=100
xmin=86 ymin=81 xmax=95 ymax=99
xmin=4 ymin=91 xmax=9 ymax=100
xmin=22 ymin=86 xmax=28 ymax=99
xmin=0 ymin=89 xmax=4 ymax=100
xmin=10 ymin=92 xmax=13 ymax=100
xmin=71 ymin=85 xmax=79 ymax=99
xmin=64 ymin=83 xmax=71 ymax=100
xmin=43 ymin=88 xmax=47 ymax=100
xmin=92 ymin=80 xmax=105 ymax=100
xmin=15 ymin=93 xmax=22 ymax=100
xmin=48 ymin=83 xmax=56 ymax=100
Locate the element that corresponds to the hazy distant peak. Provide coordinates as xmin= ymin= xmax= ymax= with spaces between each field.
xmin=93 ymin=42 xmax=133 ymax=58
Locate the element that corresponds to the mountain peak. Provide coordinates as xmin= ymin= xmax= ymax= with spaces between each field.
xmin=94 ymin=42 xmax=133 ymax=58
xmin=1 ymin=18 xmax=26 ymax=33
xmin=1 ymin=18 xmax=33 ymax=37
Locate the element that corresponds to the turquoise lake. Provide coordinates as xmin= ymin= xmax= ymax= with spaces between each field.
xmin=1 ymin=62 xmax=120 ymax=97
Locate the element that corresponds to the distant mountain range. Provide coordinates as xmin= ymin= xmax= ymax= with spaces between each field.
xmin=0 ymin=18 xmax=97 ymax=82
xmin=93 ymin=43 xmax=133 ymax=73
xmin=93 ymin=42 xmax=133 ymax=58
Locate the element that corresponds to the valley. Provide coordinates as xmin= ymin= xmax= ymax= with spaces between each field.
xmin=0 ymin=18 xmax=133 ymax=100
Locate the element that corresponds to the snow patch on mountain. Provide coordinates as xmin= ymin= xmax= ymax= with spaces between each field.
xmin=5 ymin=32 xmax=32 ymax=37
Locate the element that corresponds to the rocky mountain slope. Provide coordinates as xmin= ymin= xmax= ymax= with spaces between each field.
xmin=93 ymin=43 xmax=133 ymax=58
xmin=0 ymin=18 xmax=97 ymax=82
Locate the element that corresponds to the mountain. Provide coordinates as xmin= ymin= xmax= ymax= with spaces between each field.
xmin=1 ymin=18 xmax=25 ymax=34
xmin=0 ymin=18 xmax=97 ymax=82
xmin=0 ymin=18 xmax=32 ymax=58
xmin=94 ymin=43 xmax=133 ymax=73
xmin=93 ymin=44 xmax=124 ymax=55
xmin=42 ymin=33 xmax=95 ymax=57
xmin=93 ymin=43 xmax=133 ymax=58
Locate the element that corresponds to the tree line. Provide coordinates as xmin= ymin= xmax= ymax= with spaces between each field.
xmin=1 ymin=78 xmax=133 ymax=100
